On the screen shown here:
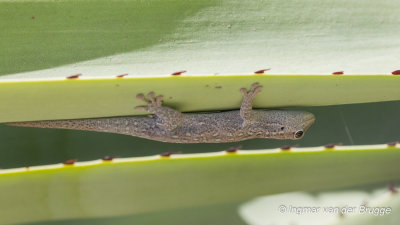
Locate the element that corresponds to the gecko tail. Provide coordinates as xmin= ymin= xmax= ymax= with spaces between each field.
xmin=7 ymin=120 xmax=73 ymax=129
xmin=5 ymin=117 xmax=151 ymax=137
xmin=5 ymin=119 xmax=97 ymax=131
xmin=6 ymin=121 xmax=42 ymax=127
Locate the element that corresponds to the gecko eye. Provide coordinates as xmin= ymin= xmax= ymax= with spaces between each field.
xmin=294 ymin=130 xmax=304 ymax=139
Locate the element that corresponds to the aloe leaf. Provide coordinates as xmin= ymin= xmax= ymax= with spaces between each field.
xmin=1 ymin=75 xmax=399 ymax=123
xmin=0 ymin=145 xmax=399 ymax=225
xmin=0 ymin=0 xmax=216 ymax=76
xmin=1 ymin=0 xmax=399 ymax=77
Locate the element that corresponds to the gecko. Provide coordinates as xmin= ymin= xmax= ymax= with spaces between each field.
xmin=6 ymin=83 xmax=315 ymax=143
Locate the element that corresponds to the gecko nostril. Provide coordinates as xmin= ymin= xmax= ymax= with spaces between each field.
xmin=281 ymin=127 xmax=284 ymax=130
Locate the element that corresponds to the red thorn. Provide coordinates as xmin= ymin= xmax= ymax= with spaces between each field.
xmin=116 ymin=73 xmax=128 ymax=78
xmin=324 ymin=143 xmax=342 ymax=149
xmin=160 ymin=152 xmax=181 ymax=157
xmin=63 ymin=159 xmax=77 ymax=165
xmin=254 ymin=69 xmax=270 ymax=74
xmin=226 ymin=145 xmax=242 ymax=153
xmin=160 ymin=152 xmax=172 ymax=157
xmin=388 ymin=183 xmax=398 ymax=194
xmin=332 ymin=71 xmax=344 ymax=75
xmin=392 ymin=70 xmax=400 ymax=75
xmin=280 ymin=145 xmax=291 ymax=150
xmin=66 ymin=74 xmax=81 ymax=79
xmin=102 ymin=156 xmax=118 ymax=161
xmin=171 ymin=70 xmax=186 ymax=76
xmin=324 ymin=143 xmax=336 ymax=149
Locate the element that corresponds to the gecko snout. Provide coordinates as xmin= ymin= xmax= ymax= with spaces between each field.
xmin=292 ymin=112 xmax=315 ymax=139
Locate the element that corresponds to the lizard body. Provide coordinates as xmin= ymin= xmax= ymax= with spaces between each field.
xmin=7 ymin=83 xmax=315 ymax=143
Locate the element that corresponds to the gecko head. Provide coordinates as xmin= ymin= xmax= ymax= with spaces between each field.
xmin=287 ymin=111 xmax=316 ymax=140
xmin=259 ymin=110 xmax=315 ymax=140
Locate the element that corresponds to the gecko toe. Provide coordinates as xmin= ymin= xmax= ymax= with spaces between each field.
xmin=156 ymin=95 xmax=163 ymax=106
xmin=254 ymin=86 xmax=262 ymax=94
xmin=147 ymin=92 xmax=156 ymax=103
xmin=136 ymin=94 xmax=147 ymax=103
xmin=240 ymin=88 xmax=248 ymax=95
xmin=251 ymin=82 xmax=260 ymax=89
xmin=249 ymin=83 xmax=262 ymax=95
xmin=250 ymin=82 xmax=261 ymax=91
xmin=134 ymin=106 xmax=147 ymax=111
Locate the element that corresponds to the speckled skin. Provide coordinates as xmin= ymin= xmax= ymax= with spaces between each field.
xmin=7 ymin=83 xmax=315 ymax=143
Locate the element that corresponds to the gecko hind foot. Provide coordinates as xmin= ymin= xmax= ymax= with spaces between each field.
xmin=135 ymin=92 xmax=163 ymax=111
xmin=239 ymin=83 xmax=263 ymax=126
xmin=134 ymin=91 xmax=183 ymax=131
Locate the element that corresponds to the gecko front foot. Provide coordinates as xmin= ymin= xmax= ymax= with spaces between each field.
xmin=135 ymin=92 xmax=163 ymax=112
xmin=240 ymin=82 xmax=262 ymax=98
